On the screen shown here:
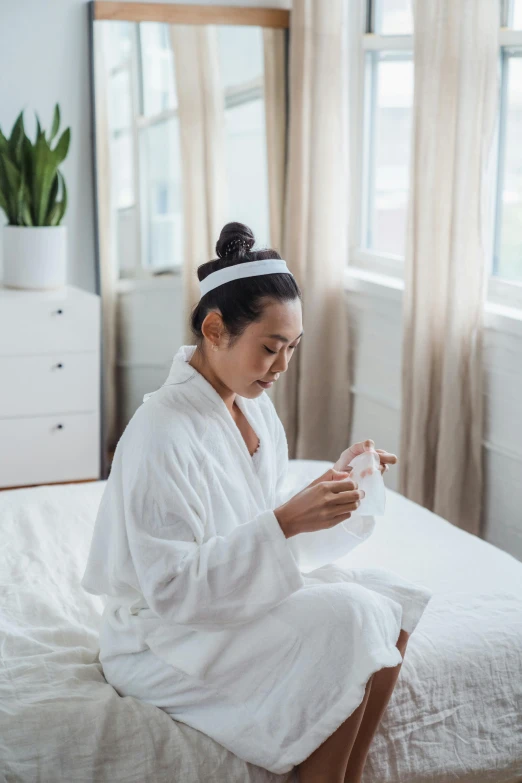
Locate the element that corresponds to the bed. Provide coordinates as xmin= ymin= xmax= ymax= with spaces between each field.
xmin=1 ymin=458 xmax=521 ymax=783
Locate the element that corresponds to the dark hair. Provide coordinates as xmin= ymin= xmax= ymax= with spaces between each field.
xmin=190 ymin=222 xmax=301 ymax=348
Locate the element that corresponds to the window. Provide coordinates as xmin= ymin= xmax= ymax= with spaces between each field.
xmin=372 ymin=0 xmax=413 ymax=35
xmin=137 ymin=23 xmax=182 ymax=272
xmin=355 ymin=0 xmax=522 ymax=304
xmin=509 ymin=0 xmax=522 ymax=27
xmin=218 ymin=25 xmax=271 ymax=248
xmin=358 ymin=0 xmax=413 ymax=270
xmin=494 ymin=1 xmax=522 ymax=285
xmin=363 ymin=52 xmax=413 ymax=257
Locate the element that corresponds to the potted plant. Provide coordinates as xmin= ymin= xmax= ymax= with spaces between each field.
xmin=0 ymin=104 xmax=70 ymax=289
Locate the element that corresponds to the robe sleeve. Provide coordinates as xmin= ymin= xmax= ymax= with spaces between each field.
xmin=274 ymin=413 xmax=293 ymax=508
xmin=122 ymin=426 xmax=305 ymax=630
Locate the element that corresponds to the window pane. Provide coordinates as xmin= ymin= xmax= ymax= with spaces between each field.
xmin=217 ymin=25 xmax=264 ymax=90
xmin=139 ymin=22 xmax=177 ymax=116
xmin=108 ymin=69 xmax=132 ymax=133
xmin=510 ymin=0 xmax=522 ymax=28
xmin=364 ymin=53 xmax=413 ymax=257
xmin=140 ymin=118 xmax=183 ymax=268
xmin=104 ymin=22 xmax=133 ymax=71
xmin=111 ymin=131 xmax=134 ymax=210
xmin=225 ymin=98 xmax=270 ymax=248
xmin=374 ymin=0 xmax=413 ymax=35
xmin=107 ymin=69 xmax=135 ymax=210
xmin=496 ymin=54 xmax=522 ymax=282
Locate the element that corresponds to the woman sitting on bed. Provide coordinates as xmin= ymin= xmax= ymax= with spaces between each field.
xmin=81 ymin=221 xmax=433 ymax=783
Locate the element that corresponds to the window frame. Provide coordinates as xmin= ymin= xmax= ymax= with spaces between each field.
xmin=351 ymin=0 xmax=522 ymax=312
xmin=490 ymin=18 xmax=522 ymax=306
xmin=351 ymin=2 xmax=413 ymax=280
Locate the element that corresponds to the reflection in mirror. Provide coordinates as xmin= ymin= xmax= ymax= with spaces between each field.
xmin=96 ymin=20 xmax=285 ymax=275
xmin=91 ymin=15 xmax=288 ymax=470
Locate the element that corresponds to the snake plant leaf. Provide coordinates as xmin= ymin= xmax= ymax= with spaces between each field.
xmin=55 ymin=171 xmax=67 ymax=225
xmin=48 ymin=104 xmax=60 ymax=144
xmin=15 ymin=173 xmax=27 ymax=225
xmin=0 ymin=152 xmax=30 ymax=225
xmin=33 ymin=133 xmax=58 ymax=226
xmin=46 ymin=204 xmax=58 ymax=226
xmin=15 ymin=152 xmax=28 ymax=226
xmin=0 ymin=184 xmax=9 ymax=218
xmin=8 ymin=112 xmax=25 ymax=168
xmin=0 ymin=152 xmax=21 ymax=224
xmin=0 ymin=128 xmax=9 ymax=156
xmin=13 ymin=160 xmax=29 ymax=226
xmin=20 ymin=131 xmax=34 ymax=219
xmin=46 ymin=172 xmax=59 ymax=221
xmin=21 ymin=135 xmax=34 ymax=221
xmin=0 ymin=155 xmax=12 ymax=222
xmin=45 ymin=172 xmax=62 ymax=225
xmin=35 ymin=113 xmax=48 ymax=144
xmin=53 ymin=128 xmax=70 ymax=166
xmin=22 ymin=203 xmax=33 ymax=226
xmin=46 ymin=171 xmax=67 ymax=226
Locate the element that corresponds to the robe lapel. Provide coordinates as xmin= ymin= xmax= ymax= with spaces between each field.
xmin=143 ymin=345 xmax=270 ymax=511
xmin=201 ymin=385 xmax=269 ymax=510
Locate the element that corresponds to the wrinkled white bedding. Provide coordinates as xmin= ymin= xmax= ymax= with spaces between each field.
xmin=1 ymin=461 xmax=521 ymax=783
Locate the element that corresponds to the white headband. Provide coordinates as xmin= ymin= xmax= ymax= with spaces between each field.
xmin=199 ymin=258 xmax=294 ymax=298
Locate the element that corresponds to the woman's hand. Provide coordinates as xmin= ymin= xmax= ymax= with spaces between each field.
xmin=307 ymin=466 xmax=354 ymax=489
xmin=333 ymin=438 xmax=398 ymax=476
xmin=274 ymin=472 xmax=365 ymax=538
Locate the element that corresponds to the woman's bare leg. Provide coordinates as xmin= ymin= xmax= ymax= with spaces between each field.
xmin=296 ymin=673 xmax=375 ymax=783
xmin=343 ymin=629 xmax=410 ymax=783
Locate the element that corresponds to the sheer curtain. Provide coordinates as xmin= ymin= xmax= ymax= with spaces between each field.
xmin=399 ymin=0 xmax=499 ymax=535
xmin=169 ymin=25 xmax=227 ymax=345
xmin=273 ymin=0 xmax=352 ymax=461
xmin=263 ymin=28 xmax=287 ymax=251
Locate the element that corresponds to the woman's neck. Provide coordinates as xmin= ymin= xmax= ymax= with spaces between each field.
xmin=189 ymin=346 xmax=237 ymax=415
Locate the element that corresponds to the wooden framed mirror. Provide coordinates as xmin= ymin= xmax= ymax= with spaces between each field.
xmin=88 ymin=2 xmax=290 ymax=475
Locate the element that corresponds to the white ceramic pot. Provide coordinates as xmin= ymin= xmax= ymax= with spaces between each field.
xmin=2 ymin=225 xmax=67 ymax=290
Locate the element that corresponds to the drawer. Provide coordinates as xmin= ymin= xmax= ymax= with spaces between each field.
xmin=0 ymin=293 xmax=100 ymax=355
xmin=0 ymin=412 xmax=100 ymax=488
xmin=0 ymin=353 xmax=99 ymax=418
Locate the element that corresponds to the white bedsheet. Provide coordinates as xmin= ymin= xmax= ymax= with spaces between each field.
xmin=1 ymin=461 xmax=521 ymax=783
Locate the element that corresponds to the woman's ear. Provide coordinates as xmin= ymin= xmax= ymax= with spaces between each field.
xmin=201 ymin=310 xmax=224 ymax=347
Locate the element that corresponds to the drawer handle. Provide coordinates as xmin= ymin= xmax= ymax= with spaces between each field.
xmin=54 ymin=309 xmax=64 ymax=315
xmin=56 ymin=423 xmax=64 ymax=430
xmin=55 ymin=363 xmax=64 ymax=369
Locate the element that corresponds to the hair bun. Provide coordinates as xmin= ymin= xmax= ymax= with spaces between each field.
xmin=216 ymin=222 xmax=255 ymax=259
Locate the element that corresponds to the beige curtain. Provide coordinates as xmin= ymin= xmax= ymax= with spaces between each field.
xmin=94 ymin=24 xmax=119 ymax=471
xmin=399 ymin=0 xmax=499 ymax=535
xmin=273 ymin=0 xmax=351 ymax=462
xmin=263 ymin=28 xmax=287 ymax=251
xmin=170 ymin=25 xmax=227 ymax=345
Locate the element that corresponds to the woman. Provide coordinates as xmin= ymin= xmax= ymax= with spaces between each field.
xmin=81 ymin=222 xmax=433 ymax=783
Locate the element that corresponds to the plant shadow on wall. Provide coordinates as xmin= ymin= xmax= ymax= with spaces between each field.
xmin=0 ymin=103 xmax=71 ymax=290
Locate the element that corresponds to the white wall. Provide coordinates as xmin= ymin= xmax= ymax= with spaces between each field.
xmin=0 ymin=0 xmax=291 ymax=293
xmin=0 ymin=0 xmax=96 ymax=292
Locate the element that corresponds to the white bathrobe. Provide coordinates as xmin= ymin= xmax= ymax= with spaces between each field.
xmin=81 ymin=344 xmax=433 ymax=775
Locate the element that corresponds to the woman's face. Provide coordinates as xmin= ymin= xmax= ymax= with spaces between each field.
xmin=206 ymin=298 xmax=303 ymax=399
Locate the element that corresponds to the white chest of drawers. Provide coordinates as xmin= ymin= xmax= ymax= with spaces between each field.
xmin=0 ymin=284 xmax=101 ymax=489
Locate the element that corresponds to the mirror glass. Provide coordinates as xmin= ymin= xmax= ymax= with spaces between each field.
xmin=91 ymin=15 xmax=288 ymax=456
xmin=94 ymin=19 xmax=286 ymax=276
